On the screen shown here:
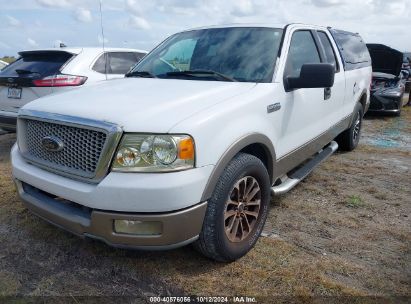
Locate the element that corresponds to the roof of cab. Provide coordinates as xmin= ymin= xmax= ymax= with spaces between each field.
xmin=182 ymin=23 xmax=332 ymax=32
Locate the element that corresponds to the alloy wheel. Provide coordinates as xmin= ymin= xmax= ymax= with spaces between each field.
xmin=224 ymin=176 xmax=261 ymax=242
xmin=353 ymin=113 xmax=361 ymax=142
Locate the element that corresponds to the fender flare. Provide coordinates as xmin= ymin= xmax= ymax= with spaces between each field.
xmin=200 ymin=133 xmax=276 ymax=201
xmin=348 ymin=91 xmax=367 ymax=127
xmin=357 ymin=89 xmax=368 ymax=116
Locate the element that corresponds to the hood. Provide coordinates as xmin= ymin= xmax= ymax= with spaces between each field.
xmin=366 ymin=44 xmax=403 ymax=76
xmin=22 ymin=78 xmax=256 ymax=132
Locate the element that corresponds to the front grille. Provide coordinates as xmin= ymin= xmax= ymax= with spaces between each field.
xmin=25 ymin=119 xmax=107 ymax=177
xmin=18 ymin=112 xmax=122 ymax=182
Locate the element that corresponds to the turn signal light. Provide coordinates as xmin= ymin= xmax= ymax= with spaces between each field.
xmin=178 ymin=137 xmax=194 ymax=160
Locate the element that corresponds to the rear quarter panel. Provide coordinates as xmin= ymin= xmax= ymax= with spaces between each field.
xmin=343 ymin=66 xmax=372 ymax=115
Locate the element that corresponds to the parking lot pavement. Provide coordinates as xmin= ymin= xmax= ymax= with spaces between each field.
xmin=0 ymin=108 xmax=410 ymax=298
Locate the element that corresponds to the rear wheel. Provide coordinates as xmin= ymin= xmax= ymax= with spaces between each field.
xmin=194 ymin=153 xmax=270 ymax=262
xmin=336 ymin=103 xmax=363 ymax=151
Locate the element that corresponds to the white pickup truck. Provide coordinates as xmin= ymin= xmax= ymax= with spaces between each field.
xmin=11 ymin=24 xmax=372 ymax=262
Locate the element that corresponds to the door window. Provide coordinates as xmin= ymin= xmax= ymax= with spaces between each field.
xmin=285 ymin=31 xmax=320 ymax=78
xmin=317 ymin=31 xmax=338 ymax=71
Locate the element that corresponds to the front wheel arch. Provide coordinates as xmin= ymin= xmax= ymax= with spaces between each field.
xmin=200 ymin=134 xmax=276 ymax=202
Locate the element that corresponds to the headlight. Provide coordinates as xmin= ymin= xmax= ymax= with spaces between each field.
xmin=380 ymin=88 xmax=402 ymax=97
xmin=112 ymin=134 xmax=195 ymax=172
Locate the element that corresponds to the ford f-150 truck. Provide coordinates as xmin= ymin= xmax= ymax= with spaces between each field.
xmin=11 ymin=24 xmax=372 ymax=262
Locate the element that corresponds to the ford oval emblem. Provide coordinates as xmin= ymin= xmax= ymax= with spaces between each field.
xmin=7 ymin=78 xmax=14 ymax=83
xmin=41 ymin=136 xmax=64 ymax=152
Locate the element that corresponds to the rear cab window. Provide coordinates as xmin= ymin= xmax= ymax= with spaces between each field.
xmin=328 ymin=29 xmax=371 ymax=70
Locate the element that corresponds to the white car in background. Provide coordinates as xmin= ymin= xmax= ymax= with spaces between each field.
xmin=0 ymin=47 xmax=147 ymax=131
xmin=0 ymin=60 xmax=9 ymax=70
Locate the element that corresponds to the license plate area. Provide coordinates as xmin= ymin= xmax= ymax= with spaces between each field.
xmin=8 ymin=87 xmax=22 ymax=99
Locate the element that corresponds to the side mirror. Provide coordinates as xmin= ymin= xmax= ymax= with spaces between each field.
xmin=285 ymin=63 xmax=335 ymax=91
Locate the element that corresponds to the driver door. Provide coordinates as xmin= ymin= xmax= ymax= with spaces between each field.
xmin=276 ymin=30 xmax=327 ymax=157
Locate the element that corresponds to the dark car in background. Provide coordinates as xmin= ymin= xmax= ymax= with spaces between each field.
xmin=403 ymin=52 xmax=411 ymax=74
xmin=403 ymin=53 xmax=411 ymax=95
xmin=366 ymin=44 xmax=405 ymax=115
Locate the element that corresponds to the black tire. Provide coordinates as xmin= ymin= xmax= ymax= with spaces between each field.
xmin=336 ymin=103 xmax=363 ymax=151
xmin=194 ymin=153 xmax=271 ymax=262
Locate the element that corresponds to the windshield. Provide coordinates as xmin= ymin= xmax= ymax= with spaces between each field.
xmin=131 ymin=27 xmax=283 ymax=83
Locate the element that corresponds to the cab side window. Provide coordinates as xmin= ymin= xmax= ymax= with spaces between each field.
xmin=317 ymin=31 xmax=339 ymax=72
xmin=285 ymin=31 xmax=320 ymax=78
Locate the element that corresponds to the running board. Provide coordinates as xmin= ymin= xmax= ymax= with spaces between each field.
xmin=271 ymin=141 xmax=338 ymax=195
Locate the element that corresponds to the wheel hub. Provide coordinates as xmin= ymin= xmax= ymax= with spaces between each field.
xmin=237 ymin=203 xmax=245 ymax=213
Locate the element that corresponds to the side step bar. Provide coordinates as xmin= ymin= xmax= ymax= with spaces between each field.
xmin=271 ymin=141 xmax=338 ymax=195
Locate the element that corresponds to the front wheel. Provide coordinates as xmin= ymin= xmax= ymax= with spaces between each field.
xmin=194 ymin=153 xmax=271 ymax=262
xmin=336 ymin=103 xmax=363 ymax=151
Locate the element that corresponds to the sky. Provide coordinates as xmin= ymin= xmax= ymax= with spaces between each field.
xmin=0 ymin=0 xmax=410 ymax=57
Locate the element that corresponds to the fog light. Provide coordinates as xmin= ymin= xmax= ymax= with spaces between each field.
xmin=114 ymin=220 xmax=162 ymax=235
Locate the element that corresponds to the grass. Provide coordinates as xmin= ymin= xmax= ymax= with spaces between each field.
xmin=0 ymin=106 xmax=410 ymax=298
xmin=345 ymin=195 xmax=366 ymax=208
xmin=0 ymin=271 xmax=21 ymax=296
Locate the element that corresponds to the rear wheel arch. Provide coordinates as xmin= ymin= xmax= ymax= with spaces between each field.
xmin=336 ymin=102 xmax=363 ymax=151
xmin=200 ymin=134 xmax=275 ymax=202
xmin=357 ymin=90 xmax=368 ymax=116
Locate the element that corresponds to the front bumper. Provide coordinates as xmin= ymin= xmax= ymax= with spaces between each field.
xmin=15 ymin=179 xmax=207 ymax=249
xmin=12 ymin=144 xmax=214 ymax=212
xmin=0 ymin=110 xmax=17 ymax=131
xmin=368 ymin=93 xmax=403 ymax=113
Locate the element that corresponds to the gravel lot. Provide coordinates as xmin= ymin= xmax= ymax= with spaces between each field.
xmin=0 ymin=106 xmax=409 ymax=301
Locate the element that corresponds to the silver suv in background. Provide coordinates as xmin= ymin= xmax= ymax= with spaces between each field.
xmin=0 ymin=47 xmax=147 ymax=131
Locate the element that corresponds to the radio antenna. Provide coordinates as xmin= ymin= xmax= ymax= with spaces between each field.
xmin=99 ymin=0 xmax=107 ymax=80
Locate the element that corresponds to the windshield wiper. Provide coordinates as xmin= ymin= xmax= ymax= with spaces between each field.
xmin=125 ymin=71 xmax=156 ymax=78
xmin=166 ymin=70 xmax=237 ymax=82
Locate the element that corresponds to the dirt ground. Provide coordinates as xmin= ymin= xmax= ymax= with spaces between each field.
xmin=0 ymin=107 xmax=410 ymax=302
